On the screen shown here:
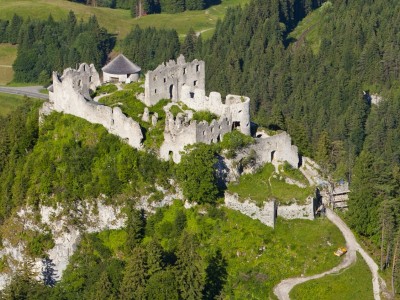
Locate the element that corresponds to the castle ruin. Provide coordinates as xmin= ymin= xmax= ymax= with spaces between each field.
xmin=42 ymin=63 xmax=143 ymax=149
xmin=41 ymin=55 xmax=299 ymax=168
xmin=144 ymin=55 xmax=205 ymax=106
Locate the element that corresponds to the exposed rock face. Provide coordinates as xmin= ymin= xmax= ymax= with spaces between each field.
xmin=0 ymin=200 xmax=125 ymax=289
xmin=42 ymin=63 xmax=143 ymax=149
xmin=151 ymin=112 xmax=158 ymax=126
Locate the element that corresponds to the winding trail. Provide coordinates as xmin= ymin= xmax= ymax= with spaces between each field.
xmin=273 ymin=208 xmax=382 ymax=300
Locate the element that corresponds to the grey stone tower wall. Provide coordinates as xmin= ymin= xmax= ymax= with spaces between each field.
xmin=144 ymin=55 xmax=205 ymax=106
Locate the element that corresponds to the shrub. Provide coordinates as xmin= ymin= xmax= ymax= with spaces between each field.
xmin=192 ymin=110 xmax=218 ymax=123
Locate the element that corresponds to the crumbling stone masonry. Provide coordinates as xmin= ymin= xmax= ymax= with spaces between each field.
xmin=144 ymin=55 xmax=205 ymax=106
xmin=224 ymin=192 xmax=316 ymax=228
xmin=42 ymin=63 xmax=143 ymax=149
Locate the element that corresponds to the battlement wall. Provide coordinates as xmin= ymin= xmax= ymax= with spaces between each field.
xmin=144 ymin=55 xmax=205 ymax=106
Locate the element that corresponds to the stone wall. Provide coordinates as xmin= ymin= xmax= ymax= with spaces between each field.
xmin=224 ymin=192 xmax=276 ymax=228
xmin=250 ymin=132 xmax=299 ymax=168
xmin=180 ymin=86 xmax=251 ymax=136
xmin=276 ymin=197 xmax=316 ymax=220
xmin=44 ymin=63 xmax=143 ymax=149
xmin=160 ymin=111 xmax=232 ymax=163
xmin=224 ymin=192 xmax=316 ymax=228
xmin=144 ymin=55 xmax=205 ymax=106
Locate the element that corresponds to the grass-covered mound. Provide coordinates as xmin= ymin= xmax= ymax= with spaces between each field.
xmin=290 ymin=253 xmax=373 ymax=300
xmin=228 ymin=163 xmax=314 ymax=206
xmin=287 ymin=1 xmax=333 ymax=54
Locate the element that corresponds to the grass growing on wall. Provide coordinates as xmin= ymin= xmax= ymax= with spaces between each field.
xmin=228 ymin=163 xmax=314 ymax=206
xmin=192 ymin=110 xmax=218 ymax=123
xmin=290 ymin=253 xmax=373 ymax=300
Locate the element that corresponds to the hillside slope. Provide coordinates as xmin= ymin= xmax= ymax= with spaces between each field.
xmin=0 ymin=0 xmax=249 ymax=38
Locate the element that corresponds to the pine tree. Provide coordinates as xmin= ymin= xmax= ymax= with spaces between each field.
xmin=88 ymin=271 xmax=116 ymax=300
xmin=146 ymin=268 xmax=179 ymax=300
xmin=146 ymin=238 xmax=165 ymax=277
xmin=181 ymin=28 xmax=197 ymax=61
xmin=175 ymin=232 xmax=204 ymax=299
xmin=120 ymin=247 xmax=148 ymax=300
xmin=203 ymin=249 xmax=227 ymax=300
xmin=125 ymin=207 xmax=146 ymax=253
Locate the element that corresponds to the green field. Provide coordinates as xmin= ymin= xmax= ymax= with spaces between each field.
xmin=0 ymin=43 xmax=17 ymax=85
xmin=0 ymin=0 xmax=249 ymax=39
xmin=288 ymin=1 xmax=333 ymax=54
xmin=290 ymin=253 xmax=373 ymax=300
xmin=0 ymin=92 xmax=27 ymax=116
xmin=228 ymin=163 xmax=315 ymax=206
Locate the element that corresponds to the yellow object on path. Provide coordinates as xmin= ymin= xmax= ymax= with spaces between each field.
xmin=334 ymin=247 xmax=347 ymax=257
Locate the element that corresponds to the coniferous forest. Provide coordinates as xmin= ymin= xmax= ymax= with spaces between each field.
xmin=2 ymin=0 xmax=400 ymax=297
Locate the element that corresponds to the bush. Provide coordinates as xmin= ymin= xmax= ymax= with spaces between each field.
xmin=176 ymin=143 xmax=219 ymax=204
xmin=26 ymin=232 xmax=55 ymax=258
xmin=220 ymin=130 xmax=254 ymax=158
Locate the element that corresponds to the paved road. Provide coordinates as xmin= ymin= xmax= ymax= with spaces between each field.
xmin=0 ymin=86 xmax=49 ymax=100
xmin=273 ymin=208 xmax=382 ymax=300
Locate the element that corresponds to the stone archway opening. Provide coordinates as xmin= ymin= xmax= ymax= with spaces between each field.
xmin=271 ymin=150 xmax=276 ymax=162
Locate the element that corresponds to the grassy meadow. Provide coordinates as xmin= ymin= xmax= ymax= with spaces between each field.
xmin=288 ymin=1 xmax=333 ymax=54
xmin=0 ymin=0 xmax=250 ymax=39
xmin=0 ymin=92 xmax=28 ymax=116
xmin=0 ymin=43 xmax=17 ymax=85
xmin=290 ymin=253 xmax=373 ymax=300
xmin=228 ymin=163 xmax=315 ymax=206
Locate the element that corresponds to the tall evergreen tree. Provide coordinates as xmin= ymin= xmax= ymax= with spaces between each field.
xmin=175 ymin=232 xmax=205 ymax=299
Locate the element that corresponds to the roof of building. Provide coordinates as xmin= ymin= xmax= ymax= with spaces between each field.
xmin=102 ymin=54 xmax=141 ymax=75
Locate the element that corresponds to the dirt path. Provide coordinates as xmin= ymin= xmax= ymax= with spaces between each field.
xmin=273 ymin=208 xmax=382 ymax=300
